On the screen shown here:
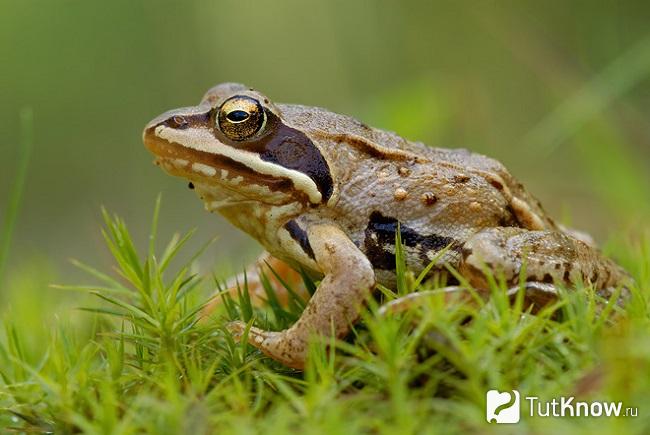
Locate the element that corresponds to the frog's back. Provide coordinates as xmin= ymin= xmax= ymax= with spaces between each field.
xmin=282 ymin=103 xmax=516 ymax=172
xmin=281 ymin=103 xmax=554 ymax=232
xmin=280 ymin=104 xmax=436 ymax=157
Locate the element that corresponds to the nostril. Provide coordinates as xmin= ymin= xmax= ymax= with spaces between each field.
xmin=167 ymin=115 xmax=189 ymax=129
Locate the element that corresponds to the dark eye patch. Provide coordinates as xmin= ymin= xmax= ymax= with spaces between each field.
xmin=257 ymin=121 xmax=334 ymax=202
xmin=226 ymin=110 xmax=250 ymax=122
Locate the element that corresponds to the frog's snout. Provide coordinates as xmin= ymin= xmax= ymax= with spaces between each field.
xmin=142 ymin=123 xmax=159 ymax=154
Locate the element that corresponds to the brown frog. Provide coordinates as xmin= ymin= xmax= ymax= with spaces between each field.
xmin=143 ymin=83 xmax=630 ymax=369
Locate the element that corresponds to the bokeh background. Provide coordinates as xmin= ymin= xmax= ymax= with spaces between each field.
xmin=1 ymin=1 xmax=649 ymax=327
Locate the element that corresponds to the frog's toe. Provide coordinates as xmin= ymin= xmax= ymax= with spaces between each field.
xmin=505 ymin=282 xmax=559 ymax=313
xmin=226 ymin=321 xmax=300 ymax=364
xmin=226 ymin=320 xmax=279 ymax=342
xmin=378 ymin=286 xmax=476 ymax=316
xmin=507 ymin=282 xmax=631 ymax=313
xmin=226 ymin=320 xmax=249 ymax=341
xmin=226 ymin=321 xmax=278 ymax=344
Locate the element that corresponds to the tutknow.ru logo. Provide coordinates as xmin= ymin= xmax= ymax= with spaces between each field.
xmin=486 ymin=390 xmax=638 ymax=424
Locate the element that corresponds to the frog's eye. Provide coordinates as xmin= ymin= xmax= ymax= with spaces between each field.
xmin=217 ymin=95 xmax=266 ymax=141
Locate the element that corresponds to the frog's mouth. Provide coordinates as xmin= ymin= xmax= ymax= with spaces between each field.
xmin=143 ymin=127 xmax=302 ymax=205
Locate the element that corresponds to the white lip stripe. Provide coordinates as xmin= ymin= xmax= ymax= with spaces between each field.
xmin=155 ymin=125 xmax=322 ymax=203
xmin=191 ymin=162 xmax=217 ymax=177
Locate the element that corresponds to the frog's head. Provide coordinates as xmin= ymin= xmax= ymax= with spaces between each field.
xmin=143 ymin=83 xmax=333 ymax=210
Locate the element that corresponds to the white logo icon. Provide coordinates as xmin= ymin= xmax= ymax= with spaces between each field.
xmin=486 ymin=390 xmax=520 ymax=424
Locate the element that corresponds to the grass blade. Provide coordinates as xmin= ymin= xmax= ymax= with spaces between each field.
xmin=0 ymin=108 xmax=33 ymax=284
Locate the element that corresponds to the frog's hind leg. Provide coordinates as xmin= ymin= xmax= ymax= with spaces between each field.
xmin=378 ymin=228 xmax=630 ymax=317
xmin=378 ymin=286 xmax=475 ymax=316
xmin=202 ymin=252 xmax=307 ymax=316
xmin=458 ymin=227 xmax=632 ymax=308
xmin=377 ymin=282 xmax=560 ymax=316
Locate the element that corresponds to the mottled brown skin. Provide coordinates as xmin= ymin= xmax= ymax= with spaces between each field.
xmin=143 ymin=83 xmax=631 ymax=369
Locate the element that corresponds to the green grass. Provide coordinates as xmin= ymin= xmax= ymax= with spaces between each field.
xmin=0 ymin=108 xmax=33 ymax=285
xmin=0 ymin=198 xmax=648 ymax=434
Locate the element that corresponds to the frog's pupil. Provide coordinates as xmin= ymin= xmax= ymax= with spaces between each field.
xmin=226 ymin=110 xmax=250 ymax=122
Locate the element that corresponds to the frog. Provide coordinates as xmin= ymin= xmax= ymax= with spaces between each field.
xmin=143 ymin=82 xmax=631 ymax=369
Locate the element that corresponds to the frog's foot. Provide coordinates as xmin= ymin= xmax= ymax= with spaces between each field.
xmin=505 ymin=282 xmax=560 ymax=312
xmin=504 ymin=282 xmax=628 ymax=312
xmin=202 ymin=252 xmax=307 ymax=317
xmin=377 ymin=283 xmax=561 ymax=316
xmin=227 ymin=320 xmax=307 ymax=369
xmin=378 ymin=286 xmax=475 ymax=316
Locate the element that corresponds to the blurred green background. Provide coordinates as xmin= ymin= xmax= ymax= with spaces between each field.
xmin=1 ymin=1 xmax=649 ymax=315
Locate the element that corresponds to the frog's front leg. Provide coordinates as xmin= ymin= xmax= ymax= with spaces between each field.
xmin=202 ymin=252 xmax=306 ymax=316
xmin=459 ymin=227 xmax=631 ymax=304
xmin=228 ymin=224 xmax=375 ymax=369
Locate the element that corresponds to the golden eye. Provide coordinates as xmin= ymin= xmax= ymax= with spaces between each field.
xmin=217 ymin=96 xmax=266 ymax=141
